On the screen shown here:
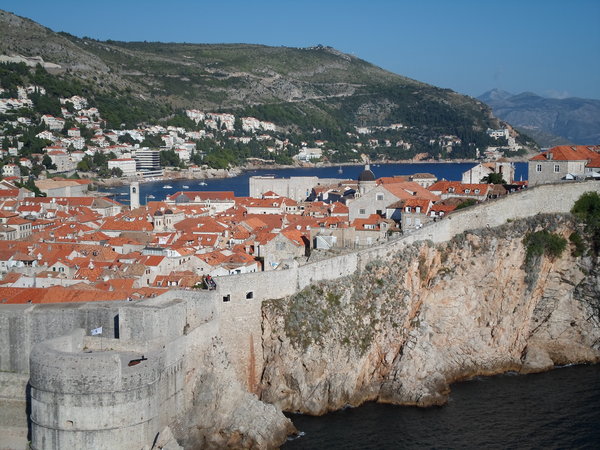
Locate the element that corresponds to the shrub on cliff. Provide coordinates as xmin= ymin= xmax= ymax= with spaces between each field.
xmin=524 ymin=230 xmax=567 ymax=264
xmin=571 ymin=191 xmax=600 ymax=256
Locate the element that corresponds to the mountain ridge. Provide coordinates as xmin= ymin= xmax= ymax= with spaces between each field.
xmin=479 ymin=88 xmax=600 ymax=147
xmin=0 ymin=9 xmax=534 ymax=162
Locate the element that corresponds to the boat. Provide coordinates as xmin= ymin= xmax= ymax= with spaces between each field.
xmin=147 ymin=195 xmax=155 ymax=199
xmin=163 ymin=185 xmax=173 ymax=189
xmin=119 ymin=192 xmax=128 ymax=196
xmin=182 ymin=185 xmax=190 ymax=189
xmin=198 ymin=181 xmax=207 ymax=186
xmin=338 ymin=166 xmax=343 ymax=174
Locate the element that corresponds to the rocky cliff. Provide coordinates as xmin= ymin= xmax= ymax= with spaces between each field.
xmin=174 ymin=336 xmax=295 ymax=449
xmin=260 ymin=214 xmax=600 ymax=416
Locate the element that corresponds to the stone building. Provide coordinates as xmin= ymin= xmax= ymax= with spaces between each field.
xmin=528 ymin=145 xmax=600 ymax=186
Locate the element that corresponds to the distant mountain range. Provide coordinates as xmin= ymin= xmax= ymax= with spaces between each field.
xmin=478 ymin=89 xmax=600 ymax=147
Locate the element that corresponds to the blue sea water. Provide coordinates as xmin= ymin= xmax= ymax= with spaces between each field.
xmin=283 ymin=364 xmax=600 ymax=449
xmin=104 ymin=161 xmax=528 ymax=203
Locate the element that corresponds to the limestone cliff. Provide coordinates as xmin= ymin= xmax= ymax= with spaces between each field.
xmin=172 ymin=334 xmax=296 ymax=449
xmin=260 ymin=215 xmax=600 ymax=415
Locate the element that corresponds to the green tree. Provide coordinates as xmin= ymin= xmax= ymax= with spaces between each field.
xmin=42 ymin=154 xmax=56 ymax=170
xmin=160 ymin=150 xmax=181 ymax=167
xmin=77 ymin=158 xmax=91 ymax=172
xmin=141 ymin=134 xmax=163 ymax=148
xmin=481 ymin=172 xmax=505 ymax=184
xmin=571 ymin=191 xmax=600 ymax=255
xmin=111 ymin=167 xmax=123 ymax=177
xmin=118 ymin=133 xmax=136 ymax=145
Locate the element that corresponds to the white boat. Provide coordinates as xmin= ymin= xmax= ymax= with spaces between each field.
xmin=182 ymin=185 xmax=190 ymax=189
xmin=147 ymin=195 xmax=155 ymax=199
xmin=163 ymin=185 xmax=173 ymax=189
xmin=338 ymin=166 xmax=343 ymax=174
xmin=198 ymin=181 xmax=207 ymax=186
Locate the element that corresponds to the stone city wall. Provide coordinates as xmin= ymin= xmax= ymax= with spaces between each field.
xmin=2 ymin=181 xmax=599 ymax=448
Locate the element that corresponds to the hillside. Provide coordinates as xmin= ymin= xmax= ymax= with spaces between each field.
xmin=479 ymin=89 xmax=600 ymax=147
xmin=0 ymin=9 xmax=533 ymax=164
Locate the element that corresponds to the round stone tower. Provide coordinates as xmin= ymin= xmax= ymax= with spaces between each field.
xmin=29 ymin=329 xmax=161 ymax=450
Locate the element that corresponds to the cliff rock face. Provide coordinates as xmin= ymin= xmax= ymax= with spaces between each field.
xmin=175 ymin=336 xmax=295 ymax=449
xmin=260 ymin=215 xmax=600 ymax=414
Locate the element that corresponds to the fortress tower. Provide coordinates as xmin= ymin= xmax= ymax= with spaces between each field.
xmin=130 ymin=181 xmax=140 ymax=209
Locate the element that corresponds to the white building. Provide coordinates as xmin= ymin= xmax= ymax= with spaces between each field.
xmin=2 ymin=164 xmax=21 ymax=178
xmin=134 ymin=148 xmax=161 ymax=171
xmin=186 ymin=109 xmax=205 ymax=123
xmin=487 ymin=128 xmax=510 ymax=140
xmin=108 ymin=158 xmax=137 ymax=176
xmin=67 ymin=127 xmax=81 ymax=138
xmin=41 ymin=115 xmax=65 ymax=131
xmin=174 ymin=148 xmax=191 ymax=162
xmin=47 ymin=150 xmax=73 ymax=173
xmin=295 ymin=147 xmax=323 ymax=161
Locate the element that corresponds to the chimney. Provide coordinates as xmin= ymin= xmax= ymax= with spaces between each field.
xmin=547 ymin=152 xmax=553 ymax=160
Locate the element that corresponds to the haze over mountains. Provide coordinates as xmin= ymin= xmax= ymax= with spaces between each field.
xmin=478 ymin=89 xmax=600 ymax=147
xmin=0 ymin=9 xmax=530 ymax=161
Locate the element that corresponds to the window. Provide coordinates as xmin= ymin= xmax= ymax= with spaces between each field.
xmin=246 ymin=292 xmax=253 ymax=299
xmin=416 ymin=207 xmax=421 ymax=213
xmin=359 ymin=208 xmax=366 ymax=215
xmin=222 ymin=295 xmax=231 ymax=302
xmin=554 ymin=164 xmax=560 ymax=173
xmin=376 ymin=193 xmax=384 ymax=201
xmin=536 ymin=164 xmax=542 ymax=172
xmin=448 ymin=187 xmax=455 ymax=193
xmin=465 ymin=189 xmax=471 ymax=194
xmin=474 ymin=189 xmax=480 ymax=194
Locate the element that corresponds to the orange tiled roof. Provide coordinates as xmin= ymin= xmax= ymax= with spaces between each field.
xmin=383 ymin=182 xmax=441 ymax=201
xmin=529 ymin=145 xmax=599 ymax=162
xmin=428 ymin=181 xmax=490 ymax=196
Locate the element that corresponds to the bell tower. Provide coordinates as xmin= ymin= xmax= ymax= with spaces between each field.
xmin=130 ymin=181 xmax=140 ymax=210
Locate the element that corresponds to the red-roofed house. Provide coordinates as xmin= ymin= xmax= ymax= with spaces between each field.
xmin=528 ymin=145 xmax=600 ymax=186
xmin=348 ymin=181 xmax=440 ymax=221
xmin=427 ymin=181 xmax=490 ymax=201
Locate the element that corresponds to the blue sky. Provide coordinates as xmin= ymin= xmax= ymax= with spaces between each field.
xmin=2 ymin=0 xmax=599 ymax=99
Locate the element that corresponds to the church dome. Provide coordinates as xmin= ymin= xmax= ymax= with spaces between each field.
xmin=153 ymin=210 xmax=164 ymax=216
xmin=164 ymin=209 xmax=174 ymax=215
xmin=358 ymin=166 xmax=375 ymax=182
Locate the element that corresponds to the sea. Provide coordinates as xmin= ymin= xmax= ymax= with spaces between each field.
xmin=283 ymin=364 xmax=600 ymax=449
xmin=104 ymin=161 xmax=598 ymax=447
xmin=103 ymin=161 xmax=529 ymax=204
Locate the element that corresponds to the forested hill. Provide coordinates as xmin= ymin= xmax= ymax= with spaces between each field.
xmin=0 ymin=9 xmax=535 ymax=161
